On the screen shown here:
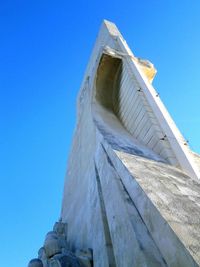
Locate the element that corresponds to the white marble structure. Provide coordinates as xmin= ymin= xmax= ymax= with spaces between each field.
xmin=28 ymin=20 xmax=200 ymax=267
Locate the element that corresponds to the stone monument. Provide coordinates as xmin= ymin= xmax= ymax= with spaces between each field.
xmin=28 ymin=20 xmax=200 ymax=267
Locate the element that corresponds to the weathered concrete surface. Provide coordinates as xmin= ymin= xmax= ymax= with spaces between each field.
xmin=191 ymin=151 xmax=200 ymax=174
xmin=106 ymin=145 xmax=200 ymax=265
xmin=28 ymin=20 xmax=200 ymax=267
xmin=59 ymin=20 xmax=200 ymax=267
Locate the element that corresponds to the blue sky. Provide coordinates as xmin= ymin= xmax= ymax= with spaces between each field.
xmin=0 ymin=1 xmax=200 ymax=266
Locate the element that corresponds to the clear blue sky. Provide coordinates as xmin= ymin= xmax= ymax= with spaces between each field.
xmin=0 ymin=1 xmax=200 ymax=266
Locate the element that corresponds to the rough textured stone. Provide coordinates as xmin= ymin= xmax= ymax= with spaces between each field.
xmin=49 ymin=252 xmax=83 ymax=267
xmin=28 ymin=258 xmax=43 ymax=267
xmin=44 ymin=231 xmax=62 ymax=258
xmin=75 ymin=249 xmax=92 ymax=267
xmin=53 ymin=222 xmax=67 ymax=236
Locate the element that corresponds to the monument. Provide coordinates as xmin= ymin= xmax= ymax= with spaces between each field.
xmin=28 ymin=20 xmax=200 ymax=267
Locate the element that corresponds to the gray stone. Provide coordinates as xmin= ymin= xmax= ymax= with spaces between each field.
xmin=49 ymin=252 xmax=83 ymax=267
xmin=75 ymin=249 xmax=92 ymax=267
xmin=38 ymin=247 xmax=46 ymax=259
xmin=53 ymin=222 xmax=67 ymax=236
xmin=44 ymin=231 xmax=62 ymax=258
xmin=28 ymin=258 xmax=43 ymax=267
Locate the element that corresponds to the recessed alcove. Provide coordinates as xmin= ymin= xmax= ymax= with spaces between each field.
xmin=94 ymin=53 xmax=177 ymax=165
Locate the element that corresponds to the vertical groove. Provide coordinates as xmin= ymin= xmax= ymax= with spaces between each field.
xmin=94 ymin=162 xmax=117 ymax=267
